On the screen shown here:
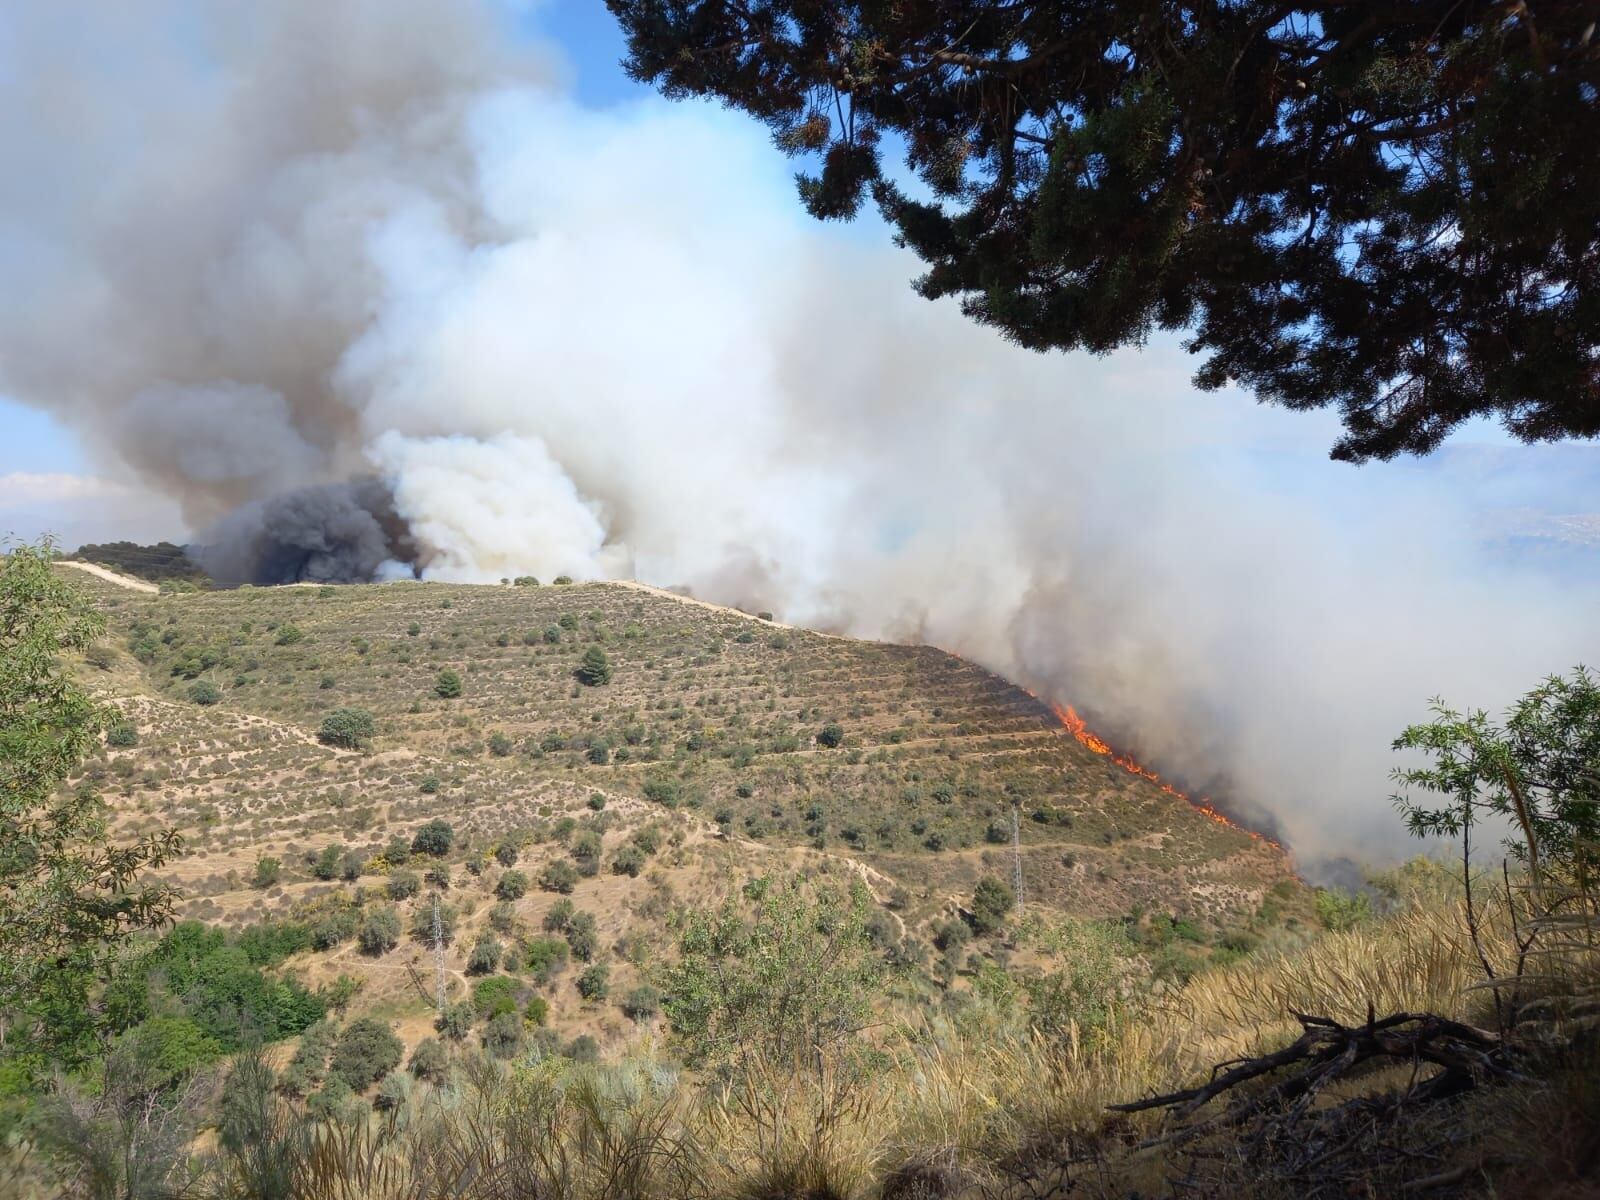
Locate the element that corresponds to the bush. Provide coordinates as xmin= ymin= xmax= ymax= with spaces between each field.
xmin=466 ymin=932 xmax=503 ymax=976
xmin=251 ymin=856 xmax=281 ymax=888
xmin=434 ymin=669 xmax=463 ymax=699
xmin=419 ymin=774 xmax=440 ymax=794
xmin=523 ymin=936 xmax=569 ymax=985
xmin=576 ymin=964 xmax=610 ymax=1001
xmin=407 ymin=1037 xmax=448 ymax=1083
xmin=488 ymin=731 xmax=513 ymax=757
xmin=621 ymin=984 xmax=661 ymax=1021
xmin=553 ymin=575 xmax=573 ymax=585
xmin=318 ymin=708 xmax=375 ymax=749
xmin=435 ymin=1002 xmax=473 ymax=1041
xmin=495 ymin=869 xmax=528 ymax=901
xmin=383 ymin=836 xmax=412 ymax=866
xmin=970 ymin=877 xmax=1015 ymax=936
xmin=358 ymin=907 xmax=401 ymax=955
xmin=386 ymin=870 xmax=421 ymax=901
xmin=313 ymin=845 xmax=342 ymax=881
xmin=106 ymin=723 xmax=138 ymax=748
xmin=565 ymin=912 xmax=598 ymax=962
xmin=409 ymin=900 xmax=457 ymax=947
xmin=570 ymin=830 xmax=603 ymax=876
xmin=330 ymin=1018 xmax=403 ymax=1090
xmin=816 ymin=722 xmax=845 ymax=748
xmin=483 ymin=1011 xmax=523 ymax=1059
xmin=542 ymin=899 xmax=574 ymax=933
xmin=575 ymin=646 xmax=613 ymax=687
xmin=542 ymin=625 xmax=562 ymax=644
xmin=587 ymin=792 xmax=607 ymax=811
xmin=373 ymin=1071 xmax=412 ymax=1112
xmin=610 ymin=842 xmax=646 ymax=877
xmin=514 ymin=576 xmax=539 ymax=587
xmin=411 ymin=818 xmax=454 ymax=857
xmin=188 ymin=679 xmax=221 ymax=706
xmin=274 ymin=624 xmax=304 ymax=646
xmin=538 ymin=860 xmax=578 ymax=894
xmin=472 ymin=976 xmax=518 ymax=1019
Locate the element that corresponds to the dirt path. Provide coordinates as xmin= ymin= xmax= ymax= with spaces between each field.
xmin=610 ymin=578 xmax=851 ymax=640
xmin=59 ymin=559 xmax=160 ymax=594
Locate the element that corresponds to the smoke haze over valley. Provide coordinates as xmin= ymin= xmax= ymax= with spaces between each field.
xmin=2 ymin=0 xmax=1596 ymax=861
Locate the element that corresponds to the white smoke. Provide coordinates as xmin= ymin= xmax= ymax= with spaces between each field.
xmin=1 ymin=0 xmax=1596 ymax=859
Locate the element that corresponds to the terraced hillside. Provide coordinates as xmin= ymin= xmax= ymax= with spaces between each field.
xmin=62 ymin=565 xmax=1304 ymax=1054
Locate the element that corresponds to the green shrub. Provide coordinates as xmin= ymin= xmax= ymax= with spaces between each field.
xmin=434 ymin=669 xmax=463 ymax=699
xmin=418 ymin=775 xmax=441 ymax=795
xmin=575 ymin=646 xmax=613 ymax=687
xmin=553 ymin=575 xmax=573 ymax=586
xmin=565 ymin=912 xmax=598 ymax=962
xmin=386 ymin=869 xmax=421 ymax=901
xmin=610 ymin=843 xmax=646 ymax=878
xmin=576 ymin=964 xmax=610 ymax=1001
xmin=542 ymin=899 xmax=574 ymax=933
xmin=816 ymin=722 xmax=845 ymax=748
xmin=466 ymin=932 xmax=503 ymax=976
xmin=494 ymin=841 xmax=519 ymax=867
xmin=488 ymin=731 xmax=513 ymax=757
xmin=251 ymin=856 xmax=281 ymax=888
xmin=570 ymin=830 xmax=603 ymax=877
xmin=523 ymin=936 xmax=570 ymax=985
xmin=411 ymin=818 xmax=454 ymax=857
xmin=188 ymin=679 xmax=222 ymax=706
xmin=483 ymin=1011 xmax=523 ymax=1059
xmin=621 ymin=984 xmax=661 ymax=1021
xmin=318 ymin=708 xmax=376 ymax=749
xmin=970 ymin=877 xmax=1015 ymax=936
xmin=358 ymin=907 xmax=401 ymax=956
xmin=312 ymin=845 xmax=342 ymax=881
xmin=435 ymin=1002 xmax=473 ymax=1041
xmin=274 ymin=625 xmax=304 ymax=646
xmin=373 ymin=1071 xmax=412 ymax=1112
xmin=407 ymin=1037 xmax=448 ymax=1083
xmin=409 ymin=900 xmax=457 ymax=946
xmin=538 ymin=860 xmax=578 ymax=894
xmin=514 ymin=576 xmax=539 ymax=587
xmin=472 ymin=976 xmax=518 ymax=1019
xmin=524 ymin=994 xmax=550 ymax=1026
xmin=330 ymin=1017 xmax=403 ymax=1091
xmin=105 ymin=723 xmax=138 ymax=748
xmin=495 ymin=869 xmax=528 ymax=901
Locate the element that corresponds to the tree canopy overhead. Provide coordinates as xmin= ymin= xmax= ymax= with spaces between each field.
xmin=608 ymin=1 xmax=1600 ymax=461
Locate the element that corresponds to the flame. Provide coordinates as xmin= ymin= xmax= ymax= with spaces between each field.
xmin=1052 ymin=703 xmax=1285 ymax=852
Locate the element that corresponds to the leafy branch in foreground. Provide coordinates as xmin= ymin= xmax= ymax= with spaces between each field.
xmin=0 ymin=540 xmax=181 ymax=1065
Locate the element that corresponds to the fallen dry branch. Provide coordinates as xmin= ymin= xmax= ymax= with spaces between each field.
xmin=1109 ymin=1010 xmax=1520 ymax=1137
xmin=1101 ymin=1011 xmax=1532 ymax=1198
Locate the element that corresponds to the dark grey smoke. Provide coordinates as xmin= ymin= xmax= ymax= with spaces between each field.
xmin=194 ymin=479 xmax=416 ymax=586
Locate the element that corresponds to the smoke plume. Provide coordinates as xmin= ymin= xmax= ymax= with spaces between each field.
xmin=1 ymin=0 xmax=1595 ymax=860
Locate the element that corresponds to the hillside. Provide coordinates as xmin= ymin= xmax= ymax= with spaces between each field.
xmin=62 ymin=567 xmax=1301 ymax=1054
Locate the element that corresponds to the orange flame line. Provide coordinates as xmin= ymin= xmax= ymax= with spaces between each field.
xmin=1051 ymin=703 xmax=1285 ymax=853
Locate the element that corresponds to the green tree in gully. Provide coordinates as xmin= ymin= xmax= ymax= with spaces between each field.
xmin=0 ymin=542 xmax=181 ymax=1068
xmin=610 ymin=2 xmax=1600 ymax=462
xmin=661 ymin=875 xmax=885 ymax=1077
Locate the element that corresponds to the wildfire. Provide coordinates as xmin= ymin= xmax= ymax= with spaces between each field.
xmin=1052 ymin=703 xmax=1284 ymax=852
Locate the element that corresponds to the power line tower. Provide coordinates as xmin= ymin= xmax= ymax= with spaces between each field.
xmin=431 ymin=894 xmax=448 ymax=1012
xmin=1011 ymin=803 xmax=1025 ymax=917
